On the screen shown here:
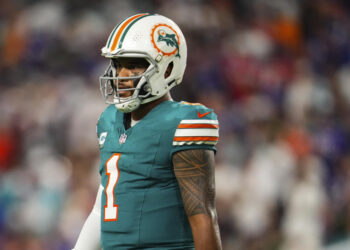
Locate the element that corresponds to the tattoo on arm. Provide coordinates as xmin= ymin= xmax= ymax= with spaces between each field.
xmin=172 ymin=149 xmax=216 ymax=216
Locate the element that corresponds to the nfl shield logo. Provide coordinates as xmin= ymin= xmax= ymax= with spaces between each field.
xmin=119 ymin=133 xmax=127 ymax=144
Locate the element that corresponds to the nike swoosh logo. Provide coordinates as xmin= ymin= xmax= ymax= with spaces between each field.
xmin=197 ymin=111 xmax=211 ymax=118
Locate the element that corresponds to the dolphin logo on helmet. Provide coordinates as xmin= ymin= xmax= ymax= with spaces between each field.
xmin=157 ymin=29 xmax=180 ymax=58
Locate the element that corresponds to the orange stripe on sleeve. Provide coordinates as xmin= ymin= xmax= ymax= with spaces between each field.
xmin=177 ymin=124 xmax=219 ymax=129
xmin=110 ymin=13 xmax=147 ymax=51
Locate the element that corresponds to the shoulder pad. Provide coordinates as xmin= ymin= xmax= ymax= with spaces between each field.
xmin=173 ymin=101 xmax=219 ymax=146
xmin=97 ymin=105 xmax=116 ymax=133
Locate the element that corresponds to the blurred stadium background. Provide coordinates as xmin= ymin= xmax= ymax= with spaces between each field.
xmin=1 ymin=0 xmax=350 ymax=249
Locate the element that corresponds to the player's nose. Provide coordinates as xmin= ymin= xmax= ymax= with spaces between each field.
xmin=118 ymin=67 xmax=133 ymax=77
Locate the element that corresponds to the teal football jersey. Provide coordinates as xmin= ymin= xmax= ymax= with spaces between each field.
xmin=96 ymin=100 xmax=219 ymax=250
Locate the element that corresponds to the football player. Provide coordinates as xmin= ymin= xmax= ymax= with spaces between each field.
xmin=73 ymin=13 xmax=222 ymax=250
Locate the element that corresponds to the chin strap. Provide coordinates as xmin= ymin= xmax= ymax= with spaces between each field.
xmin=115 ymin=98 xmax=141 ymax=113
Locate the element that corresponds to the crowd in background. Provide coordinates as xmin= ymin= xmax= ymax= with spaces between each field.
xmin=1 ymin=0 xmax=350 ymax=249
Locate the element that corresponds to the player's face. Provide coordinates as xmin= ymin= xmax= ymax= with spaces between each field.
xmin=112 ymin=58 xmax=149 ymax=98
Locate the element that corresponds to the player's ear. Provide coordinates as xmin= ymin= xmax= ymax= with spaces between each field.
xmin=164 ymin=62 xmax=174 ymax=79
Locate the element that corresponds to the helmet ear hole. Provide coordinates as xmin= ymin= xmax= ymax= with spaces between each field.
xmin=164 ymin=62 xmax=174 ymax=79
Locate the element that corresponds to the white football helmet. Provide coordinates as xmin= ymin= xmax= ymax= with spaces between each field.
xmin=99 ymin=13 xmax=187 ymax=112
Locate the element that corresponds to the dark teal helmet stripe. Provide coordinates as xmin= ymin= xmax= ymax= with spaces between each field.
xmin=106 ymin=18 xmax=125 ymax=49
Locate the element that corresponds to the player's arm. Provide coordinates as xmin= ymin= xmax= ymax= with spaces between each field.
xmin=172 ymin=149 xmax=222 ymax=250
xmin=72 ymin=185 xmax=103 ymax=250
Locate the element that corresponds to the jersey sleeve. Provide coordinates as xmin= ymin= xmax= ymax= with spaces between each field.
xmin=171 ymin=104 xmax=219 ymax=155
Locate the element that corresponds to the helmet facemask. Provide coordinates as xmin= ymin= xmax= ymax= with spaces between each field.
xmin=99 ymin=54 xmax=157 ymax=113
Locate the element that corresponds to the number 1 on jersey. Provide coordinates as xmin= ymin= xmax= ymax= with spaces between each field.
xmin=104 ymin=153 xmax=120 ymax=221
